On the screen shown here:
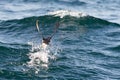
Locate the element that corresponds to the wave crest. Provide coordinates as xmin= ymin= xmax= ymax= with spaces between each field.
xmin=48 ymin=10 xmax=87 ymax=18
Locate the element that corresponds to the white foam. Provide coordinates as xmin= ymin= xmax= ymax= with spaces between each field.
xmin=27 ymin=50 xmax=49 ymax=67
xmin=27 ymin=43 xmax=50 ymax=67
xmin=48 ymin=10 xmax=87 ymax=18
xmin=27 ymin=42 xmax=61 ymax=73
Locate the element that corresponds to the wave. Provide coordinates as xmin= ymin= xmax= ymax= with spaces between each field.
xmin=1 ymin=10 xmax=119 ymax=31
xmin=2 ymin=0 xmax=86 ymax=5
xmin=53 ymin=0 xmax=86 ymax=6
xmin=0 ymin=10 xmax=120 ymax=47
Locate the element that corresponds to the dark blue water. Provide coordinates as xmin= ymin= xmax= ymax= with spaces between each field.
xmin=0 ymin=0 xmax=120 ymax=80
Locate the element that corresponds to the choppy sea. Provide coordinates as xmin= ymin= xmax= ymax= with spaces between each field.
xmin=0 ymin=0 xmax=120 ymax=80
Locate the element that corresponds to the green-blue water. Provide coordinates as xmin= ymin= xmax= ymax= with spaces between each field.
xmin=0 ymin=0 xmax=120 ymax=80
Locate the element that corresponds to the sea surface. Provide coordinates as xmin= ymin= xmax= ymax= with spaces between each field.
xmin=0 ymin=0 xmax=120 ymax=80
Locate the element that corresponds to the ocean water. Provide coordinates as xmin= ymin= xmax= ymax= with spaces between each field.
xmin=0 ymin=0 xmax=120 ymax=80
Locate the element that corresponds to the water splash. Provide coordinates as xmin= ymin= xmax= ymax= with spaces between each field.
xmin=27 ymin=41 xmax=60 ymax=74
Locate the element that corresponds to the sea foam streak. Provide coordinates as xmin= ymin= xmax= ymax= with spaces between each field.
xmin=48 ymin=10 xmax=87 ymax=18
xmin=27 ymin=42 xmax=60 ymax=73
